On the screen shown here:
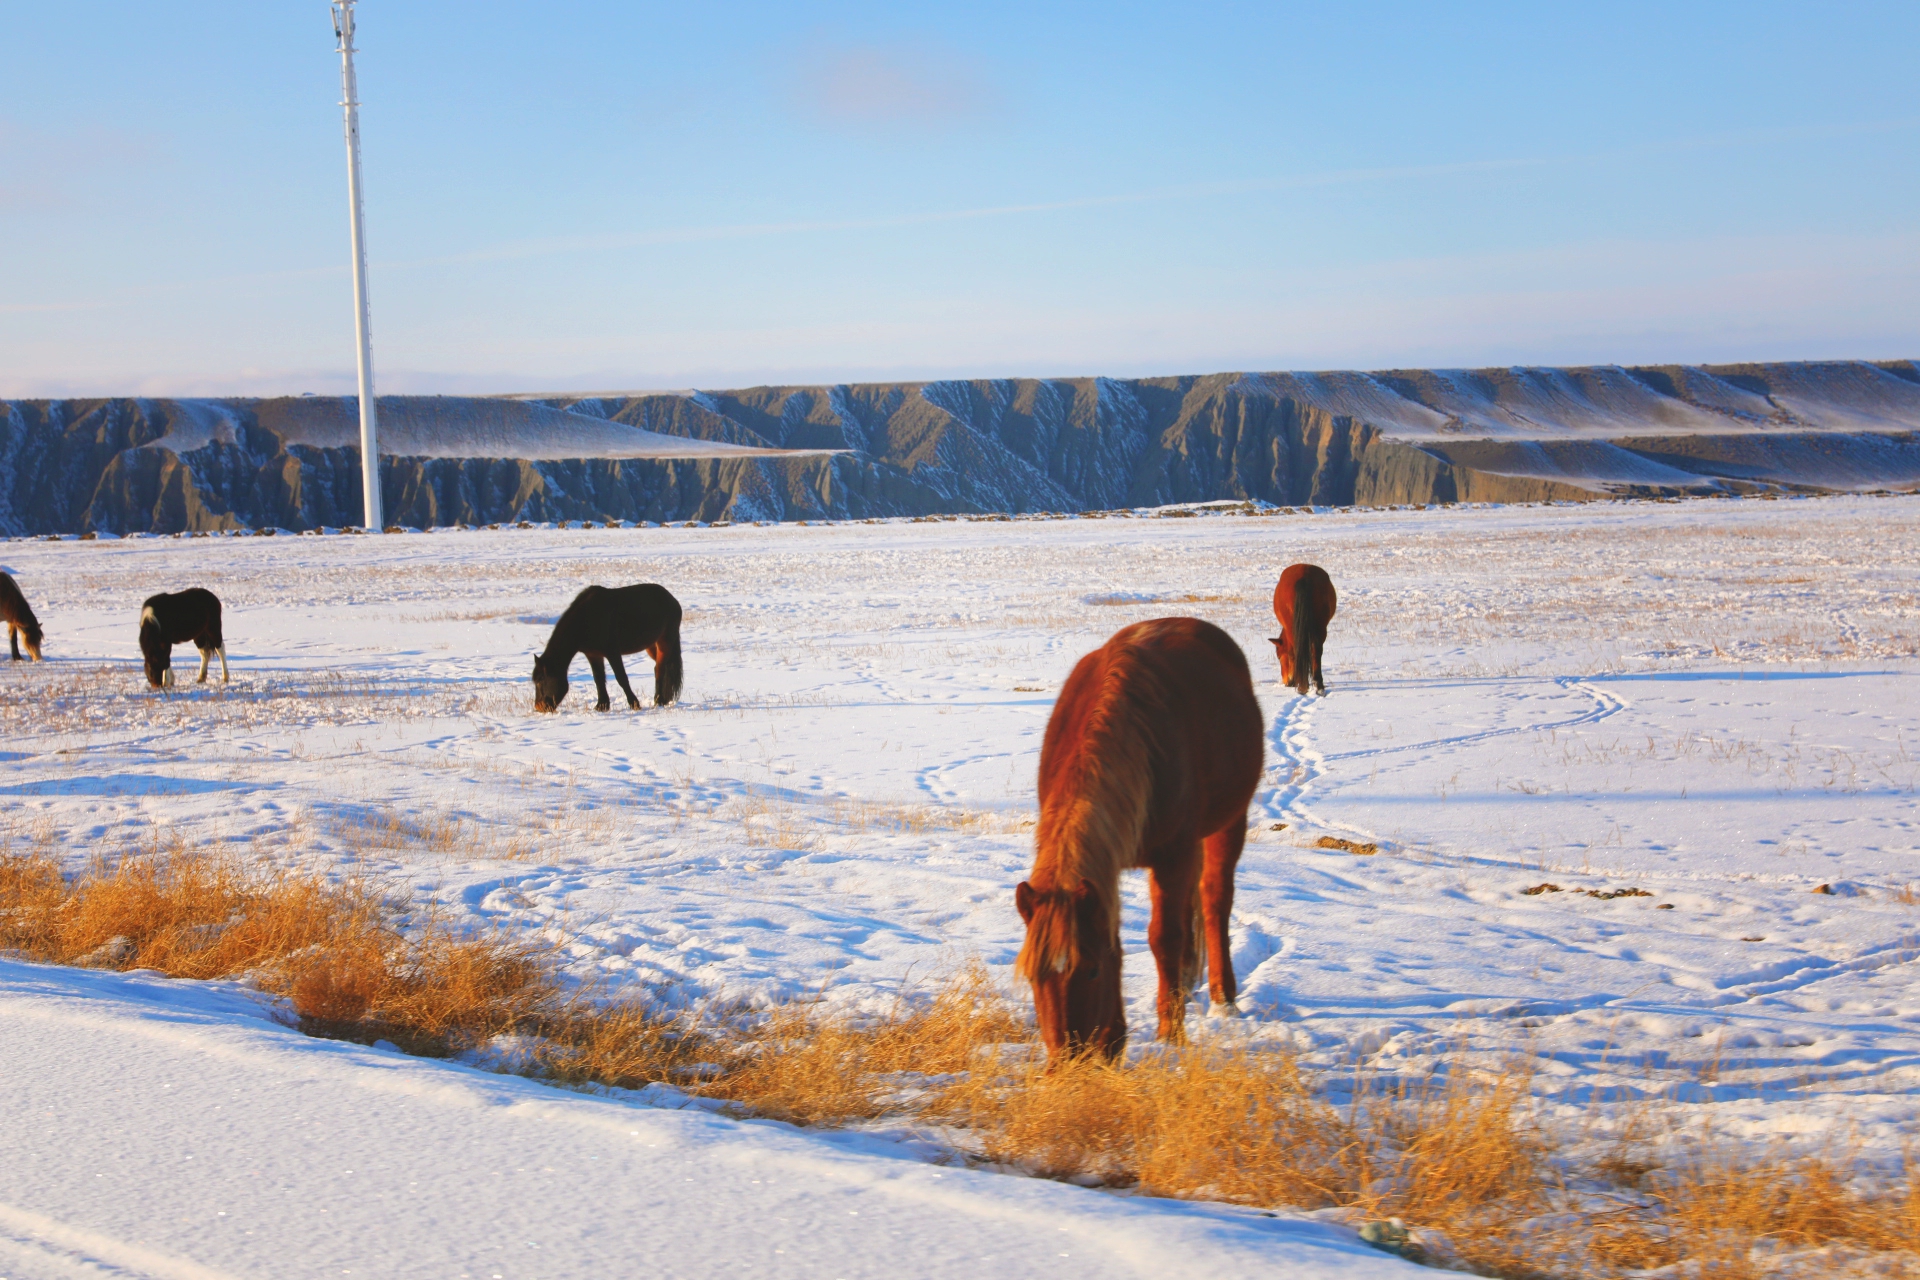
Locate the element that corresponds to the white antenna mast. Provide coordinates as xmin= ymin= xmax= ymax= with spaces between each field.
xmin=332 ymin=0 xmax=382 ymax=531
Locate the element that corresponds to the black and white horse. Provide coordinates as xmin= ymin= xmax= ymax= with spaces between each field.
xmin=140 ymin=589 xmax=229 ymax=689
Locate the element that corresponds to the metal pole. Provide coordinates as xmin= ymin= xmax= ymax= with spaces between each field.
xmin=332 ymin=0 xmax=382 ymax=531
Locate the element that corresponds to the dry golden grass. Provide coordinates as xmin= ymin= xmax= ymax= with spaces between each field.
xmin=1315 ymin=835 xmax=1381 ymax=855
xmin=6 ymin=843 xmax=1920 ymax=1277
xmin=0 ymin=843 xmax=563 ymax=1056
xmin=1577 ymin=1143 xmax=1920 ymax=1278
xmin=694 ymin=962 xmax=1027 ymax=1125
xmin=934 ymin=1048 xmax=1553 ymax=1275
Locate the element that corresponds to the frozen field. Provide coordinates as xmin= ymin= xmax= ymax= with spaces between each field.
xmin=3 ymin=495 xmax=1920 ymax=1272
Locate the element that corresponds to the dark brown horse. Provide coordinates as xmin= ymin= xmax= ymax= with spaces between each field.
xmin=532 ymin=583 xmax=683 ymax=712
xmin=1015 ymin=617 xmax=1264 ymax=1061
xmin=139 ymin=589 xmax=228 ymax=689
xmin=1269 ymin=563 xmax=1337 ymax=695
xmin=0 ymin=572 xmax=43 ymax=661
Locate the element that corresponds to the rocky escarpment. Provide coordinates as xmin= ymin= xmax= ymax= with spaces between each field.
xmin=3 ymin=360 xmax=1917 ymax=534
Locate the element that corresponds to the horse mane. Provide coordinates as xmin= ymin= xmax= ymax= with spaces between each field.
xmin=1016 ymin=638 xmax=1163 ymax=982
xmin=1290 ymin=573 xmax=1315 ymax=694
xmin=535 ymin=587 xmax=597 ymax=668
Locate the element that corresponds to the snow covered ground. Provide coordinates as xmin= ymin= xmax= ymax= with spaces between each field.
xmin=3 ymin=494 xmax=1918 ymax=1274
xmin=0 ymin=959 xmax=1411 ymax=1279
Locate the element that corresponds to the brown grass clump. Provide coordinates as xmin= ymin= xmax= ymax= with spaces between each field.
xmin=0 ymin=839 xmax=378 ymax=978
xmin=1580 ymin=1142 xmax=1920 ymax=1278
xmin=1314 ymin=835 xmax=1380 ymax=855
xmin=536 ymin=962 xmax=1029 ymax=1124
xmin=537 ymin=999 xmax=713 ymax=1091
xmin=705 ymin=961 xmax=1027 ymax=1124
xmin=0 ymin=844 xmax=562 ymax=1056
xmin=936 ymin=1050 xmax=1551 ymax=1274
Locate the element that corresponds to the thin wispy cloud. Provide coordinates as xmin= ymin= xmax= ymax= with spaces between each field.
xmin=380 ymin=115 xmax=1920 ymax=273
xmin=389 ymin=156 xmax=1547 ymax=271
xmin=788 ymin=40 xmax=999 ymax=128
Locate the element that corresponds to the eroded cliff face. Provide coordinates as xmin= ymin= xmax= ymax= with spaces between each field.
xmin=4 ymin=360 xmax=1917 ymax=534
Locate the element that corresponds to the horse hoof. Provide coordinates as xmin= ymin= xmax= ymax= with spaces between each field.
xmin=1209 ymin=999 xmax=1242 ymax=1019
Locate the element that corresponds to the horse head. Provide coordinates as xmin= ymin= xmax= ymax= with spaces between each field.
xmin=531 ymin=652 xmax=568 ymax=712
xmin=1269 ymin=633 xmax=1299 ymax=689
xmin=139 ymin=615 xmax=170 ymax=689
xmin=1015 ymin=879 xmax=1126 ymax=1061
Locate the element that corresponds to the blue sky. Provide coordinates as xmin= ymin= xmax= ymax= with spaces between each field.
xmin=4 ymin=2 xmax=1916 ymax=395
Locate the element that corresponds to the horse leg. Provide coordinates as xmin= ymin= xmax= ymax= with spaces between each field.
xmin=606 ymin=653 xmax=641 ymax=711
xmin=8 ymin=625 xmax=18 ymax=661
xmin=1312 ymin=629 xmax=1327 ymax=696
xmin=1147 ymin=850 xmax=1203 ymax=1044
xmin=218 ymin=646 xmax=229 ymax=683
xmin=195 ymin=645 xmax=211 ymax=683
xmin=586 ymin=654 xmax=612 ymax=710
xmin=1201 ymin=822 xmax=1248 ymax=1012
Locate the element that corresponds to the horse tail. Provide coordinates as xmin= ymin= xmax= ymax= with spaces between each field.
xmin=1290 ymin=575 xmax=1315 ymax=695
xmin=653 ymin=617 xmax=683 ymax=706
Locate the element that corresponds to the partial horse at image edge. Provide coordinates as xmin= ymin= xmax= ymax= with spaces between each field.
xmin=0 ymin=571 xmax=43 ymax=661
xmin=1016 ymin=616 xmax=1264 ymax=1061
xmin=1270 ymin=563 xmax=1337 ymax=695
xmin=532 ymin=583 xmax=684 ymax=712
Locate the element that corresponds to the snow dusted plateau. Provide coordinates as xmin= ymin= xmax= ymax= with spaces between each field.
xmin=3 ymin=494 xmax=1919 ymax=1277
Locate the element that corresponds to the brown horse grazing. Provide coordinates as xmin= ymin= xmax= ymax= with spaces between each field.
xmin=1269 ymin=563 xmax=1337 ymax=696
xmin=139 ymin=589 xmax=228 ymax=689
xmin=0 ymin=572 xmax=43 ymax=661
xmin=1015 ymin=617 xmax=1264 ymax=1061
xmin=532 ymin=583 xmax=683 ymax=712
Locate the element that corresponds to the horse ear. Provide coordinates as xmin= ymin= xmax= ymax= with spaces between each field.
xmin=1015 ymin=880 xmax=1036 ymax=923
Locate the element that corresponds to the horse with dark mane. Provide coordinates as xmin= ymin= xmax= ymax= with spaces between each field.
xmin=1269 ymin=563 xmax=1337 ymax=696
xmin=1 ymin=572 xmax=43 ymax=661
xmin=532 ymin=583 xmax=683 ymax=712
xmin=139 ymin=589 xmax=228 ymax=689
xmin=1015 ymin=616 xmax=1264 ymax=1061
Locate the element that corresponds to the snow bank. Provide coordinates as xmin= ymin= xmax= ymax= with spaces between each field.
xmin=0 ymin=960 xmax=1411 ymax=1279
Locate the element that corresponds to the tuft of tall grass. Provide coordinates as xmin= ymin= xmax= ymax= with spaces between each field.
xmin=0 ymin=844 xmax=562 ymax=1056
xmin=695 ymin=962 xmax=1026 ymax=1125
xmin=1581 ymin=1142 xmax=1920 ymax=1278
xmin=934 ymin=1048 xmax=1551 ymax=1274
